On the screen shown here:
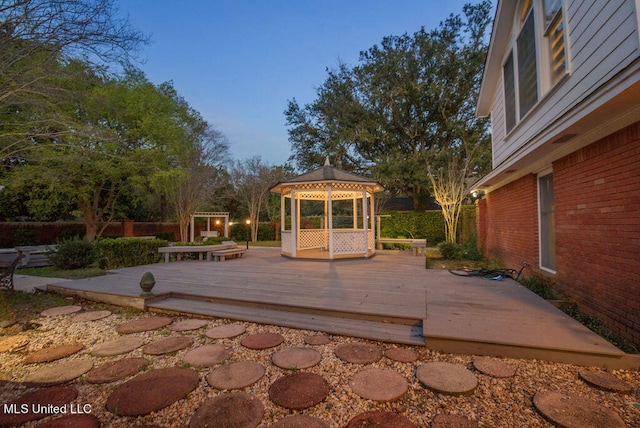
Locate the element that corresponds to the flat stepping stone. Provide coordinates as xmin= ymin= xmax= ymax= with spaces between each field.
xmin=269 ymin=372 xmax=329 ymax=409
xmin=142 ymin=335 xmax=194 ymax=355
xmin=334 ymin=342 xmax=382 ymax=364
xmin=350 ymin=368 xmax=408 ymax=401
xmin=24 ymin=342 xmax=85 ymax=364
xmin=169 ymin=319 xmax=209 ymax=331
xmin=271 ymin=414 xmax=329 ymax=428
xmin=207 ymin=361 xmax=265 ymax=390
xmin=473 ymin=357 xmax=515 ymax=378
xmin=183 ymin=344 xmax=231 ymax=367
xmin=431 ymin=414 xmax=479 ymax=427
xmin=0 ymin=385 xmax=77 ymax=426
xmin=86 ymin=357 xmax=149 ymax=384
xmin=206 ymin=323 xmax=246 ymax=339
xmin=71 ymin=310 xmax=112 ymax=322
xmin=533 ymin=390 xmax=625 ymax=428
xmin=385 ymin=347 xmax=418 ymax=363
xmin=116 ymin=316 xmax=172 ymax=334
xmin=241 ymin=332 xmax=284 ymax=350
xmin=272 ymin=347 xmax=322 ymax=369
xmin=416 ymin=362 xmax=478 ymax=396
xmin=579 ymin=370 xmax=633 ymax=393
xmin=23 ymin=358 xmax=93 ymax=385
xmin=304 ymin=334 xmax=330 ymax=345
xmin=345 ymin=410 xmax=418 ymax=428
xmin=106 ymin=367 xmax=199 ymax=416
xmin=40 ymin=305 xmax=82 ymax=317
xmin=190 ymin=391 xmax=263 ymax=428
xmin=92 ymin=336 xmax=144 ymax=356
xmin=38 ymin=414 xmax=101 ymax=428
xmin=0 ymin=334 xmax=29 ymax=352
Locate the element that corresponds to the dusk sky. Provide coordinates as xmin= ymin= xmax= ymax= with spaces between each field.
xmin=117 ymin=1 xmax=479 ymax=166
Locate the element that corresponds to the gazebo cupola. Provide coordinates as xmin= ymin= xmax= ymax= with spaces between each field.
xmin=270 ymin=158 xmax=383 ymax=260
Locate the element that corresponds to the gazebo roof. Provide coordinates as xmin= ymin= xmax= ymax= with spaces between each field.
xmin=270 ymin=158 xmax=383 ymax=194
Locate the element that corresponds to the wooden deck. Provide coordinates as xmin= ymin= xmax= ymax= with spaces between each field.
xmin=46 ymin=247 xmax=639 ymax=369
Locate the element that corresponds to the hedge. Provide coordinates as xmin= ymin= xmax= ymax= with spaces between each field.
xmin=96 ymin=238 xmax=168 ymax=270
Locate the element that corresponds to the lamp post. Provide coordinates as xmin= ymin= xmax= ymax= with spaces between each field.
xmin=245 ymin=219 xmax=251 ymax=249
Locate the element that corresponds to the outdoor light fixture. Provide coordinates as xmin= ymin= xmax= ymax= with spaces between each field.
xmin=245 ymin=219 xmax=251 ymax=249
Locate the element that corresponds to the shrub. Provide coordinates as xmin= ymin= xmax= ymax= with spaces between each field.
xmin=12 ymin=228 xmax=39 ymax=246
xmin=96 ymin=238 xmax=168 ymax=269
xmin=437 ymin=241 xmax=482 ymax=261
xmin=47 ymin=238 xmax=98 ymax=270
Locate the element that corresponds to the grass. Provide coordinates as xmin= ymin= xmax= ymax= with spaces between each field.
xmin=247 ymin=240 xmax=280 ymax=247
xmin=17 ymin=265 xmax=106 ymax=279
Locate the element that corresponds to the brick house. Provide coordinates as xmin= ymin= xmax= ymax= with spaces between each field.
xmin=474 ymin=0 xmax=640 ymax=345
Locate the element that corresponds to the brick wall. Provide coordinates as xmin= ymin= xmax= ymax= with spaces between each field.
xmin=480 ymin=173 xmax=540 ymax=277
xmin=480 ymin=121 xmax=640 ymax=346
xmin=554 ymin=122 xmax=640 ymax=345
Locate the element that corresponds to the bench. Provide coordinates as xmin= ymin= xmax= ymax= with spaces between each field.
xmin=15 ymin=245 xmax=57 ymax=267
xmin=376 ymin=238 xmax=426 ymax=256
xmin=211 ymin=248 xmax=246 ymax=261
xmin=158 ymin=242 xmax=237 ymax=263
xmin=0 ymin=255 xmax=21 ymax=291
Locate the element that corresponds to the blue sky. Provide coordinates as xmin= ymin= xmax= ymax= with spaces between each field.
xmin=117 ymin=1 xmax=476 ymax=166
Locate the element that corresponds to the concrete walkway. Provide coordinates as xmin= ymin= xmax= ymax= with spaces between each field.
xmin=32 ymin=247 xmax=638 ymax=369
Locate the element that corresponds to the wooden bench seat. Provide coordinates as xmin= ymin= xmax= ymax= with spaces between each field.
xmin=211 ymin=248 xmax=246 ymax=261
xmin=376 ymin=238 xmax=426 ymax=256
xmin=158 ymin=242 xmax=237 ymax=263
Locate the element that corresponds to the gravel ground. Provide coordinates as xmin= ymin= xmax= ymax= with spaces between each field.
xmin=1 ymin=300 xmax=640 ymax=427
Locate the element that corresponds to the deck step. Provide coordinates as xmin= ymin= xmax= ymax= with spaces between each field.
xmin=147 ymin=296 xmax=424 ymax=346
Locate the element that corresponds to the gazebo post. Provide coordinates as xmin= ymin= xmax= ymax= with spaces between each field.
xmin=362 ymin=190 xmax=369 ymax=257
xmin=328 ymin=186 xmax=333 ymax=260
xmin=369 ymin=193 xmax=376 ymax=254
xmin=189 ymin=215 xmax=195 ymax=242
xmin=290 ymin=189 xmax=297 ymax=257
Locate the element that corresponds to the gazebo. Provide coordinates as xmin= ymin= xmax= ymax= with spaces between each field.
xmin=270 ymin=158 xmax=383 ymax=260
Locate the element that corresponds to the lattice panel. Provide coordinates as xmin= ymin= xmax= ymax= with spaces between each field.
xmin=332 ymin=230 xmax=367 ymax=255
xmin=281 ymin=231 xmax=291 ymax=253
xmin=299 ymin=229 xmax=328 ymax=249
xmin=368 ymin=230 xmax=374 ymax=250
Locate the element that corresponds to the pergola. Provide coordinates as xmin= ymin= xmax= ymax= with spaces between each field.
xmin=270 ymin=159 xmax=383 ymax=260
xmin=189 ymin=212 xmax=229 ymax=242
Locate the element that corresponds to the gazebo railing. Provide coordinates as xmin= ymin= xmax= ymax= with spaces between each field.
xmin=281 ymin=230 xmax=292 ymax=253
xmin=332 ymin=229 xmax=372 ymax=255
xmin=299 ymin=229 xmax=328 ymax=250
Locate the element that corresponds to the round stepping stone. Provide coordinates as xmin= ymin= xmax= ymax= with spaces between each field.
xmin=578 ymin=370 xmax=633 ymax=393
xmin=334 ymin=342 xmax=382 ymax=364
xmin=40 ymin=305 xmax=82 ymax=317
xmin=304 ymin=334 xmax=330 ymax=346
xmin=207 ymin=360 xmax=265 ymax=390
xmin=169 ymin=319 xmax=209 ymax=331
xmin=116 ymin=316 xmax=172 ymax=334
xmin=206 ymin=323 xmax=246 ymax=339
xmin=350 ymin=368 xmax=408 ymax=401
xmin=241 ymin=332 xmax=284 ymax=350
xmin=431 ymin=414 xmax=479 ymax=427
xmin=416 ymin=362 xmax=478 ymax=396
xmin=86 ymin=357 xmax=149 ymax=384
xmin=106 ymin=367 xmax=199 ymax=416
xmin=142 ymin=335 xmax=193 ymax=355
xmin=190 ymin=391 xmax=263 ymax=428
xmin=38 ymin=414 xmax=101 ymax=428
xmin=0 ymin=385 xmax=77 ymax=426
xmin=533 ymin=390 xmax=625 ymax=428
xmin=345 ymin=410 xmax=418 ymax=428
xmin=269 ymin=372 xmax=329 ymax=410
xmin=24 ymin=342 xmax=85 ymax=364
xmin=92 ymin=336 xmax=144 ymax=357
xmin=23 ymin=358 xmax=93 ymax=385
xmin=473 ymin=357 xmax=515 ymax=378
xmin=271 ymin=414 xmax=329 ymax=428
xmin=385 ymin=347 xmax=418 ymax=363
xmin=183 ymin=344 xmax=231 ymax=367
xmin=71 ymin=310 xmax=112 ymax=322
xmin=0 ymin=334 xmax=29 ymax=352
xmin=272 ymin=347 xmax=322 ymax=369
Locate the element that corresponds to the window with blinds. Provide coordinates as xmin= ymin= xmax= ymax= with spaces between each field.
xmin=544 ymin=0 xmax=566 ymax=84
xmin=503 ymin=53 xmax=516 ymax=133
xmin=517 ymin=10 xmax=538 ymax=118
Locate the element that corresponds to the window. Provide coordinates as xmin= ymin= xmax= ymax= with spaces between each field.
xmin=503 ymin=0 xmax=568 ymax=133
xmin=544 ymin=0 xmax=566 ymax=84
xmin=539 ymin=173 xmax=555 ymax=271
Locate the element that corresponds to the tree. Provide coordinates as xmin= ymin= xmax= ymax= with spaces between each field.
xmin=0 ymin=0 xmax=147 ymax=163
xmin=285 ymin=1 xmax=492 ymax=212
xmin=231 ymin=157 xmax=281 ymax=242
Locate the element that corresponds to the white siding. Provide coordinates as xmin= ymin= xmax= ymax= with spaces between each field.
xmin=492 ymin=0 xmax=640 ymax=167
